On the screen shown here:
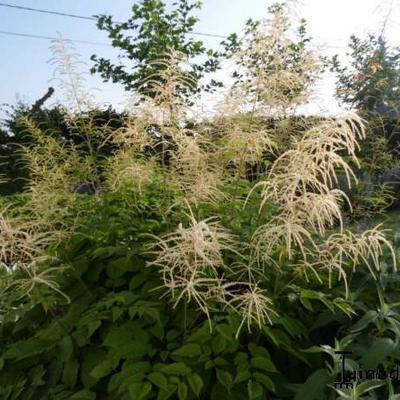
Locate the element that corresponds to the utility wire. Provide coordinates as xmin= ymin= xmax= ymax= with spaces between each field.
xmin=0 ymin=2 xmax=228 ymax=39
xmin=0 ymin=29 xmax=349 ymax=51
xmin=0 ymin=3 xmax=350 ymax=49
xmin=0 ymin=2 xmax=96 ymax=20
xmin=0 ymin=29 xmax=349 ymax=52
xmin=0 ymin=30 xmax=111 ymax=46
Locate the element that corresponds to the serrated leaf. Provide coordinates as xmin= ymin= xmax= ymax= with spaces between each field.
xmin=251 ymin=357 xmax=277 ymax=373
xmin=187 ymin=373 xmax=203 ymax=397
xmin=253 ymin=372 xmax=275 ymax=392
xmin=161 ymin=363 xmax=191 ymax=376
xmin=172 ymin=344 xmax=201 ymax=358
xmin=90 ymin=360 xmax=113 ymax=379
xmin=69 ymin=390 xmax=96 ymax=400
xmin=235 ymin=370 xmax=251 ymax=383
xmin=147 ymin=372 xmax=168 ymax=390
xmin=212 ymin=335 xmax=226 ymax=354
xmin=3 ymin=339 xmax=53 ymax=360
xmin=157 ymin=385 xmax=176 ymax=400
xmin=216 ymin=370 xmax=233 ymax=389
xmin=178 ymin=381 xmax=188 ymax=400
xmin=248 ymin=380 xmax=263 ymax=400
xmin=112 ymin=307 xmax=124 ymax=322
xmin=216 ymin=324 xmax=234 ymax=343
xmin=248 ymin=344 xmax=271 ymax=359
xmin=129 ymin=381 xmax=152 ymax=400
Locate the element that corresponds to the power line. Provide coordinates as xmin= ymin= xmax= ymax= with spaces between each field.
xmin=0 ymin=2 xmax=97 ymax=21
xmin=0 ymin=29 xmax=349 ymax=52
xmin=0 ymin=30 xmax=111 ymax=47
xmin=0 ymin=3 xmax=349 ymax=49
xmin=0 ymin=2 xmax=228 ymax=39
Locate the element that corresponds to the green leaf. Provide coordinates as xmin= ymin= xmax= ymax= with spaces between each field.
xmin=235 ymin=370 xmax=251 ymax=383
xmin=29 ymin=364 xmax=46 ymax=386
xmin=253 ymin=372 xmax=275 ymax=392
xmin=48 ymin=357 xmax=63 ymax=387
xmin=81 ymin=348 xmax=107 ymax=388
xmin=251 ymin=357 xmax=277 ymax=373
xmin=355 ymin=379 xmax=384 ymax=396
xmin=186 ymin=324 xmax=210 ymax=344
xmin=187 ymin=373 xmax=203 ymax=397
xmin=62 ymin=359 xmax=79 ymax=387
xmin=261 ymin=327 xmax=280 ymax=347
xmin=216 ymin=324 xmax=234 ymax=343
xmin=69 ymin=390 xmax=96 ymax=400
xmin=90 ymin=360 xmax=114 ymax=379
xmin=118 ymin=340 xmax=151 ymax=359
xmin=178 ymin=381 xmax=188 ymax=400
xmin=248 ymin=380 xmax=263 ymax=400
xmin=129 ymin=381 xmax=152 ymax=400
xmin=86 ymin=320 xmax=101 ymax=339
xmin=300 ymin=297 xmax=313 ymax=311
xmin=300 ymin=289 xmax=334 ymax=312
xmin=172 ymin=344 xmax=202 ymax=358
xmin=360 ymin=337 xmax=396 ymax=369
xmin=106 ymin=261 xmax=126 ymax=279
xmin=157 ymin=386 xmax=176 ymax=400
xmin=60 ymin=335 xmax=74 ymax=362
xmin=109 ymin=256 xmax=133 ymax=272
xmin=161 ymin=363 xmax=191 ymax=376
xmin=3 ymin=339 xmax=53 ymax=361
xmin=294 ymin=369 xmax=329 ymax=400
xmin=234 ymin=352 xmax=248 ymax=367
xmin=103 ymin=323 xmax=134 ymax=347
xmin=147 ymin=372 xmax=168 ymax=390
xmin=214 ymin=357 xmax=229 ymax=367
xmin=212 ymin=335 xmax=226 ymax=354
xmin=248 ymin=344 xmax=271 ymax=359
xmin=129 ymin=274 xmax=148 ymax=290
xmin=112 ymin=307 xmax=124 ymax=322
xmin=351 ymin=310 xmax=378 ymax=332
xmin=216 ymin=370 xmax=233 ymax=390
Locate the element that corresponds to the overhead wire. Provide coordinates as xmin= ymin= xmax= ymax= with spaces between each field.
xmin=0 ymin=30 xmax=111 ymax=46
xmin=0 ymin=2 xmax=228 ymax=39
xmin=0 ymin=2 xmax=353 ymax=52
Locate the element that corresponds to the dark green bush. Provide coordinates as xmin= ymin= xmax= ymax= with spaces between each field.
xmin=0 ymin=183 xmax=399 ymax=400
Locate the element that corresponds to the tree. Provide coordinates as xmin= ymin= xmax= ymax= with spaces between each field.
xmin=331 ymin=34 xmax=400 ymax=112
xmin=91 ymin=0 xmax=221 ymax=99
xmin=0 ymin=103 xmax=126 ymax=195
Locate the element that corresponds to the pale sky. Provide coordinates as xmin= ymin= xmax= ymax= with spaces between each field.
xmin=0 ymin=0 xmax=399 ymax=117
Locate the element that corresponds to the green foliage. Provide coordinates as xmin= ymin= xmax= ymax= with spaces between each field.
xmin=0 ymin=103 xmax=126 ymax=195
xmin=0 ymin=184 xmax=399 ymax=399
xmin=2 ymin=3 xmax=400 ymax=399
xmin=91 ymin=0 xmax=221 ymax=97
xmin=331 ymin=33 xmax=400 ymax=112
xmin=330 ymin=32 xmax=400 ymax=217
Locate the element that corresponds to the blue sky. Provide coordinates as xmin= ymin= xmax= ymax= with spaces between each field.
xmin=0 ymin=0 xmax=399 ymax=115
xmin=0 ymin=0 xmax=266 ymax=111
